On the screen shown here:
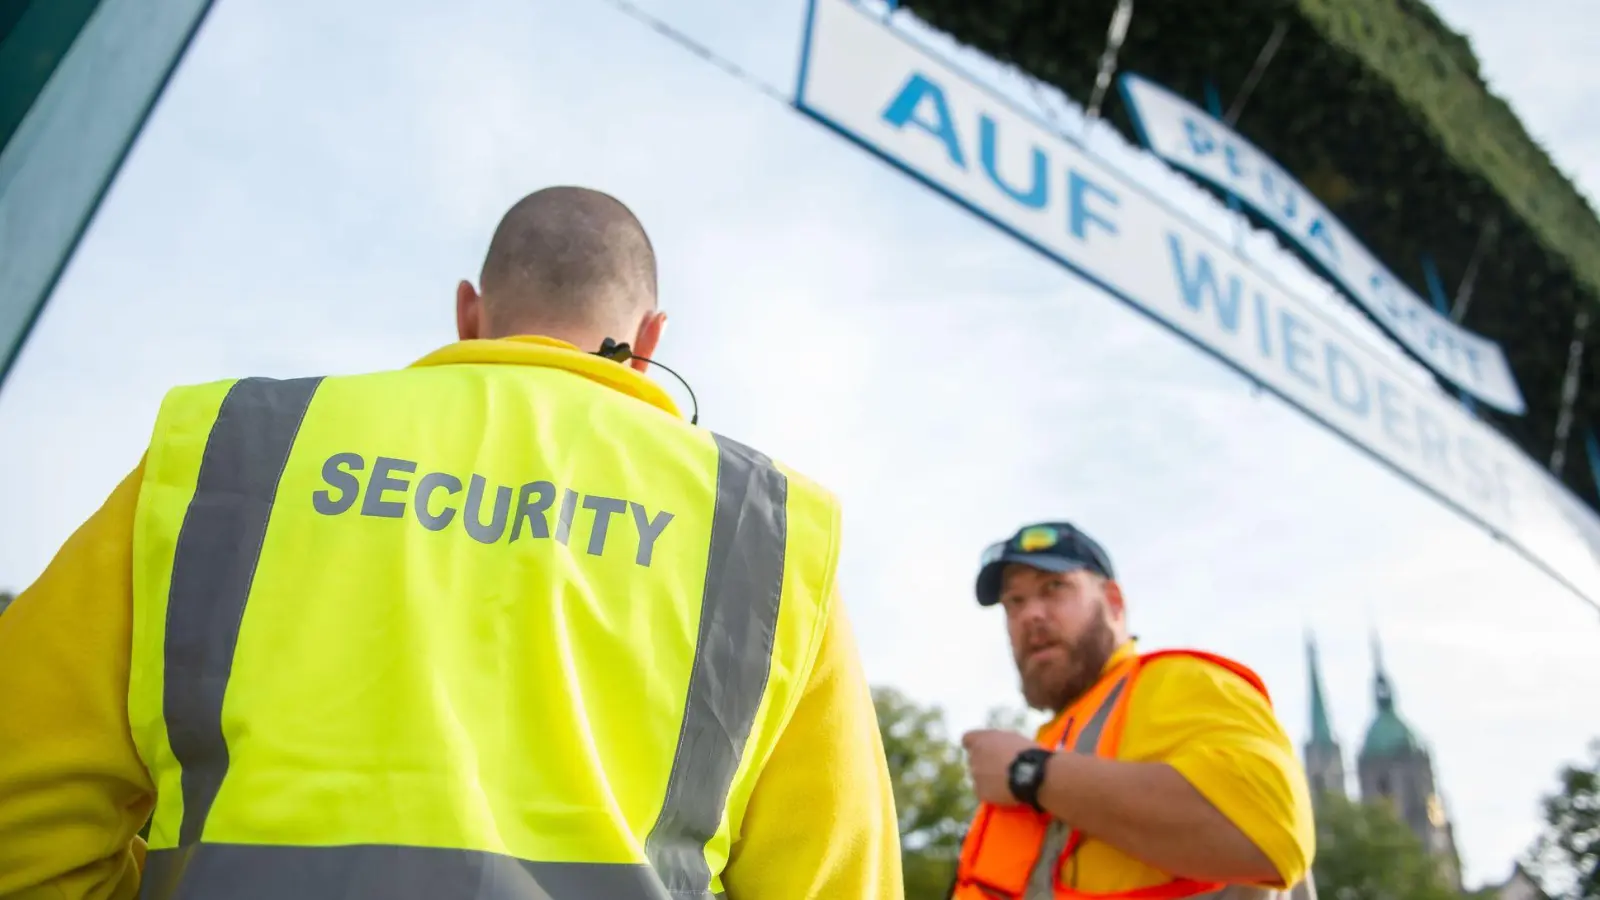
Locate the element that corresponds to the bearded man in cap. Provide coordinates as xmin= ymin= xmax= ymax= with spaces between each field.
xmin=950 ymin=522 xmax=1316 ymax=900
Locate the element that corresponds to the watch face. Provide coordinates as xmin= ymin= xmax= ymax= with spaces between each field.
xmin=1015 ymin=760 xmax=1038 ymax=781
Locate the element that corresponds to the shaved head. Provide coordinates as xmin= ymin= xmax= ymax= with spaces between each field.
xmin=475 ymin=187 xmax=657 ymax=338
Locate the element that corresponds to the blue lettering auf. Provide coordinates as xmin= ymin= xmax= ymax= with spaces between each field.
xmin=881 ymin=72 xmax=966 ymax=169
xmin=1068 ymin=170 xmax=1119 ymax=241
xmin=979 ymin=114 xmax=1046 ymax=208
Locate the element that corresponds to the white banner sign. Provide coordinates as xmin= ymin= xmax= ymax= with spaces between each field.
xmin=795 ymin=0 xmax=1600 ymax=607
xmin=1117 ymin=73 xmax=1526 ymax=415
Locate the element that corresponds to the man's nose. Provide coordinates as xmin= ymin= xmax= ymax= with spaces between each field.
xmin=1014 ymin=593 xmax=1049 ymax=624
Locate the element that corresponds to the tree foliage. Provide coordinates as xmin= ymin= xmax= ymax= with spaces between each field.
xmin=873 ymin=686 xmax=974 ymax=900
xmin=1312 ymin=792 xmax=1456 ymax=900
xmin=0 ymin=590 xmax=13 ymax=616
xmin=1526 ymin=739 xmax=1600 ymax=900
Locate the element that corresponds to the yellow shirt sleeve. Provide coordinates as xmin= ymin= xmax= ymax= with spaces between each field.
xmin=0 ymin=463 xmax=154 ymax=900
xmin=1123 ymin=654 xmax=1316 ymax=887
xmin=720 ymin=595 xmax=904 ymax=900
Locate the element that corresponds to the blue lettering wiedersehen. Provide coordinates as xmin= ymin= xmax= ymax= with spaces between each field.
xmin=1163 ymin=230 xmax=1511 ymax=517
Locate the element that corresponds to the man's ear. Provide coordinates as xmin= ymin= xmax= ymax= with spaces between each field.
xmin=456 ymin=280 xmax=483 ymax=341
xmin=628 ymin=310 xmax=668 ymax=372
xmin=1103 ymin=578 xmax=1127 ymax=624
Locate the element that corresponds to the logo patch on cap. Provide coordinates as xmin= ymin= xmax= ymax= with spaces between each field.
xmin=1017 ymin=526 xmax=1057 ymax=552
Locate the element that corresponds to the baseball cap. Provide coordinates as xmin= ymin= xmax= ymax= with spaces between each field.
xmin=974 ymin=521 xmax=1115 ymax=607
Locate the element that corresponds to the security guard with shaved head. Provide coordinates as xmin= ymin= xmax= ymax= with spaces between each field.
xmin=0 ymin=187 xmax=903 ymax=900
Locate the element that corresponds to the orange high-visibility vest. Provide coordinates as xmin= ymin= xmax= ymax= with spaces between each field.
xmin=952 ymin=649 xmax=1272 ymax=900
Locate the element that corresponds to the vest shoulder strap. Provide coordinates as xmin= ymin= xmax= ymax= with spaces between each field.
xmin=1138 ymin=649 xmax=1272 ymax=704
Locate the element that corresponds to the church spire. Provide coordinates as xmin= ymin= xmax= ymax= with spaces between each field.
xmin=1355 ymin=632 xmax=1461 ymax=889
xmin=1306 ymin=631 xmax=1336 ymax=747
xmin=1371 ymin=629 xmax=1396 ymax=712
xmin=1302 ymin=630 xmax=1347 ymax=801
xmin=1361 ymin=629 xmax=1419 ymax=758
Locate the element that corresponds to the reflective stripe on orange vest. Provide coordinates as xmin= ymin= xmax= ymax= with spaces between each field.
xmin=951 ymin=649 xmax=1271 ymax=900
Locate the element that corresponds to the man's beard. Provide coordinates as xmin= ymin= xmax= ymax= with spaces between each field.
xmin=1016 ymin=605 xmax=1117 ymax=713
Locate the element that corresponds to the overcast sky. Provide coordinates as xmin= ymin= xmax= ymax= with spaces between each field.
xmin=1 ymin=0 xmax=1596 ymax=886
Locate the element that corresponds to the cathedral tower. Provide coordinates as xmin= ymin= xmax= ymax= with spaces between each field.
xmin=1303 ymin=633 xmax=1346 ymax=803
xmin=1356 ymin=633 xmax=1463 ymax=891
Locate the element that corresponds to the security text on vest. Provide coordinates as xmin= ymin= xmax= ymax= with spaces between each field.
xmin=311 ymin=452 xmax=675 ymax=566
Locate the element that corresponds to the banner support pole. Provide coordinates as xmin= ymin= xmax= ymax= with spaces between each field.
xmin=1421 ymin=253 xmax=1476 ymax=416
xmin=1550 ymin=308 xmax=1592 ymax=478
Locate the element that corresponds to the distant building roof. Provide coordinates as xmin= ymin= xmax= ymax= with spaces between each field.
xmin=1483 ymin=862 xmax=1550 ymax=900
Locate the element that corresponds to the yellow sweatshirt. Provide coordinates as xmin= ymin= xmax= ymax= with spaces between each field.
xmin=0 ymin=338 xmax=903 ymax=900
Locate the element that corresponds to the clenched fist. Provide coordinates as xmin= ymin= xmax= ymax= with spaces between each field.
xmin=960 ymin=729 xmax=1041 ymax=806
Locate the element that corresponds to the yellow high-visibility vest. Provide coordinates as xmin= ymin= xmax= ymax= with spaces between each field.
xmin=127 ymin=357 xmax=840 ymax=900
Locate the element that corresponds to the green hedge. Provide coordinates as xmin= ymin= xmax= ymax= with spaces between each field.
xmin=902 ymin=0 xmax=1599 ymax=507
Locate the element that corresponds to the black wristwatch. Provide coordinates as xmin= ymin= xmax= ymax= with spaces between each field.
xmin=1007 ymin=747 xmax=1054 ymax=813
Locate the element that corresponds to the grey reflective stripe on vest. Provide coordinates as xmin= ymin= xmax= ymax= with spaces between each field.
xmin=1023 ymin=674 xmax=1131 ymax=899
xmin=1070 ymin=676 xmax=1127 ymax=754
xmin=1206 ymin=884 xmax=1316 ymax=900
xmin=163 ymin=376 xmax=323 ymax=847
xmin=141 ymin=845 xmax=677 ymax=900
xmin=645 ymin=433 xmax=789 ymax=893
xmin=148 ymin=382 xmax=788 ymax=900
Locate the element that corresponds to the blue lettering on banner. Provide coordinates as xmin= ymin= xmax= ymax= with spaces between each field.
xmin=1326 ymin=344 xmax=1368 ymax=417
xmin=1259 ymin=166 xmax=1298 ymax=222
xmin=1168 ymin=234 xmax=1243 ymax=334
xmin=882 ymin=60 xmax=1519 ymax=519
xmin=1162 ymin=230 xmax=1512 ymax=518
xmin=1184 ymin=118 xmax=1212 ymax=156
xmin=793 ymin=0 xmax=1596 ymax=605
xmin=881 ymin=71 xmax=1124 ymax=247
xmin=1252 ymin=290 xmax=1273 ymax=358
xmin=980 ymin=114 xmax=1046 ymax=207
xmin=1115 ymin=70 xmax=1524 ymax=414
xmin=881 ymin=72 xmax=965 ymax=168
xmin=1416 ymin=406 xmax=1451 ymax=474
xmin=1377 ymin=379 xmax=1411 ymax=451
xmin=855 ymin=24 xmax=1523 ymax=519
xmin=1178 ymin=115 xmax=1337 ymax=265
xmin=1305 ymin=217 xmax=1339 ymax=266
xmin=1068 ymin=171 xmax=1119 ymax=241
xmin=1223 ymin=143 xmax=1244 ymax=180
xmin=1280 ymin=309 xmax=1318 ymax=390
